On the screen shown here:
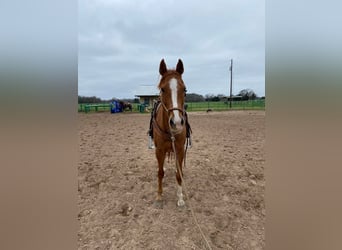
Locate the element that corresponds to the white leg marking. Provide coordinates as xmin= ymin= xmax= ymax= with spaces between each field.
xmin=177 ymin=185 xmax=185 ymax=207
xmin=169 ymin=78 xmax=182 ymax=124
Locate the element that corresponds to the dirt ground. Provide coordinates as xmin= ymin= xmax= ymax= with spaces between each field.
xmin=78 ymin=110 xmax=265 ymax=250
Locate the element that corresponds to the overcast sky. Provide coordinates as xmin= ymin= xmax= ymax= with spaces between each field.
xmin=78 ymin=0 xmax=265 ymax=99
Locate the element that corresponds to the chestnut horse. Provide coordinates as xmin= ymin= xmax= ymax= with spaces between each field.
xmin=152 ymin=59 xmax=188 ymax=208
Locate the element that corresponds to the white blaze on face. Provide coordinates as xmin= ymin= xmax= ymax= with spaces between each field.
xmin=169 ymin=78 xmax=182 ymax=124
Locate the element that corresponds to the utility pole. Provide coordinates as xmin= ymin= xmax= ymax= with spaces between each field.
xmin=229 ymin=59 xmax=233 ymax=108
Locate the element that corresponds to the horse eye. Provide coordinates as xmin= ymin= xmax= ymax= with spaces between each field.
xmin=161 ymin=88 xmax=165 ymax=93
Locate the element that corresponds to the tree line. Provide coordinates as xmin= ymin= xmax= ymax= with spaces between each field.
xmin=186 ymin=89 xmax=262 ymax=102
xmin=78 ymin=96 xmax=137 ymax=104
xmin=78 ymin=89 xmax=264 ymax=104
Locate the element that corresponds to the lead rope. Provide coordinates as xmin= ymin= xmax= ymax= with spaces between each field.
xmin=170 ymin=135 xmax=213 ymax=250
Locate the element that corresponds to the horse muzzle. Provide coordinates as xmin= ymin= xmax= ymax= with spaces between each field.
xmin=169 ymin=116 xmax=185 ymax=133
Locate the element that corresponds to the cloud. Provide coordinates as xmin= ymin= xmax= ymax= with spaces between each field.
xmin=78 ymin=0 xmax=265 ymax=99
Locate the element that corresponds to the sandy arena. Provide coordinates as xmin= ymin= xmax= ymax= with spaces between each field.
xmin=78 ymin=110 xmax=265 ymax=250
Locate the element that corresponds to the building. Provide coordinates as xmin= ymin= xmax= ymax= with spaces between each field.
xmin=134 ymin=85 xmax=160 ymax=108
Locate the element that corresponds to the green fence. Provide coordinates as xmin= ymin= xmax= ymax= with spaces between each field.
xmin=78 ymin=103 xmax=141 ymax=113
xmin=78 ymin=100 xmax=265 ymax=113
xmin=185 ymin=99 xmax=265 ymax=111
xmin=78 ymin=103 xmax=111 ymax=113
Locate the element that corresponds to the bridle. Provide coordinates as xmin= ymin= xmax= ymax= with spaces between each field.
xmin=160 ymin=89 xmax=186 ymax=132
xmin=152 ymin=101 xmax=185 ymax=139
xmin=152 ymin=71 xmax=187 ymax=139
xmin=160 ymin=101 xmax=185 ymax=116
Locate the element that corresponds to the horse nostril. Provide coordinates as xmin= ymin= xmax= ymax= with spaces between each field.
xmin=169 ymin=119 xmax=175 ymax=127
xmin=181 ymin=118 xmax=184 ymax=125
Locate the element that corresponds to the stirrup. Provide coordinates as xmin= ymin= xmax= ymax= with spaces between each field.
xmin=148 ymin=136 xmax=155 ymax=149
xmin=187 ymin=137 xmax=192 ymax=148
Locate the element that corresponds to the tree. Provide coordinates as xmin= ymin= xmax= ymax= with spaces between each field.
xmin=211 ymin=96 xmax=220 ymax=102
xmin=185 ymin=93 xmax=205 ymax=102
xmin=204 ymin=94 xmax=215 ymax=101
xmin=238 ymin=89 xmax=257 ymax=100
xmin=217 ymin=94 xmax=226 ymax=100
xmin=78 ymin=95 xmax=103 ymax=103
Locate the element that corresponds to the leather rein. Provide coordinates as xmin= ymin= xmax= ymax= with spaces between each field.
xmin=152 ymin=101 xmax=185 ymax=140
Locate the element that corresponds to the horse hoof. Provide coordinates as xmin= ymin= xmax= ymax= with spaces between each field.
xmin=154 ymin=200 xmax=164 ymax=209
xmin=177 ymin=200 xmax=185 ymax=207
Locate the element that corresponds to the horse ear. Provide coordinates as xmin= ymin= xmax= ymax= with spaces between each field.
xmin=159 ymin=59 xmax=167 ymax=76
xmin=176 ymin=59 xmax=184 ymax=75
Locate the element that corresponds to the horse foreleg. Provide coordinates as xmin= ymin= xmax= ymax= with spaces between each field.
xmin=157 ymin=166 xmax=164 ymax=201
xmin=155 ymin=149 xmax=166 ymax=207
xmin=175 ymin=152 xmax=185 ymax=207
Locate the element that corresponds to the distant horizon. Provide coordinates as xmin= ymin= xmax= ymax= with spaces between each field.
xmin=78 ymin=89 xmax=265 ymax=101
xmin=78 ymin=76 xmax=265 ymax=100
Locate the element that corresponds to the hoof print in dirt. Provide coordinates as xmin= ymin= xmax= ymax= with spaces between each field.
xmin=120 ymin=203 xmax=133 ymax=216
xmin=154 ymin=200 xmax=164 ymax=209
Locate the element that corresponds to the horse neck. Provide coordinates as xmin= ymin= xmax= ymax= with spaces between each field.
xmin=156 ymin=103 xmax=170 ymax=132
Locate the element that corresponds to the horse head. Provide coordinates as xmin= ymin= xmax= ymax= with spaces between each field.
xmin=158 ymin=59 xmax=187 ymax=134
